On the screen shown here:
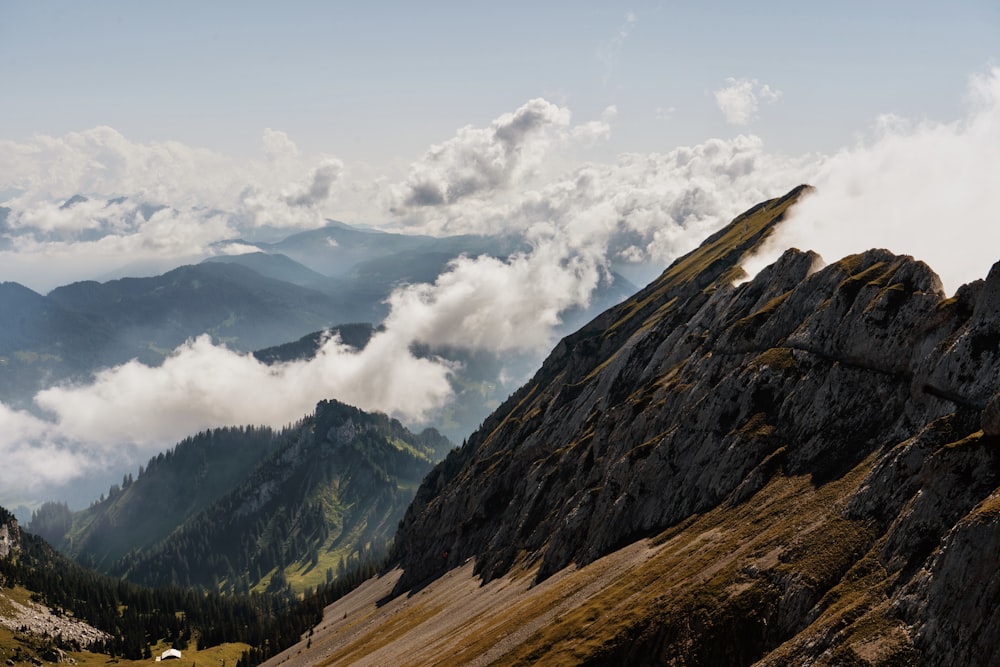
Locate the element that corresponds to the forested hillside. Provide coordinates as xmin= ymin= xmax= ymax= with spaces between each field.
xmin=31 ymin=425 xmax=289 ymax=569
xmin=32 ymin=400 xmax=452 ymax=595
xmin=0 ymin=507 xmax=317 ymax=664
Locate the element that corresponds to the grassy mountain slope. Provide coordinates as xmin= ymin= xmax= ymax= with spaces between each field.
xmin=393 ymin=184 xmax=811 ymax=590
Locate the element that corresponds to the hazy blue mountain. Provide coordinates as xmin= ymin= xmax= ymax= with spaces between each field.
xmin=252 ymin=220 xmax=514 ymax=278
xmin=0 ymin=262 xmax=356 ymax=407
xmin=46 ymin=262 xmax=343 ymax=359
xmin=0 ymin=281 xmax=118 ymax=403
xmin=252 ymin=323 xmax=379 ymax=364
xmin=1 ymin=217 xmax=639 ymax=452
xmin=202 ymin=251 xmax=331 ymax=289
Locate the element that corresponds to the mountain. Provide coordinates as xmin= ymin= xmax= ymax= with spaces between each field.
xmin=47 ymin=262 xmax=342 ymax=355
xmin=256 ymin=221 xmax=509 ymax=278
xmin=251 ymin=323 xmax=379 ymax=364
xmin=0 ymin=263 xmax=354 ymax=406
xmin=31 ymin=425 xmax=288 ymax=570
xmin=202 ymin=251 xmax=332 ymax=289
xmin=272 ymin=184 xmax=1000 ymax=666
xmin=0 ymin=281 xmax=118 ymax=401
xmin=33 ymin=400 xmax=452 ymax=595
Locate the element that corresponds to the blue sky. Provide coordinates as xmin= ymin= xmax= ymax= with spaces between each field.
xmin=2 ymin=1 xmax=996 ymax=162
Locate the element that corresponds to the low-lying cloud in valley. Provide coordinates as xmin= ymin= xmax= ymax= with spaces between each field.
xmin=2 ymin=67 xmax=998 ymax=507
xmin=35 ymin=333 xmax=454 ymax=449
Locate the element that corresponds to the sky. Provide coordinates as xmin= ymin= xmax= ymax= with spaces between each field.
xmin=0 ymin=1 xmax=999 ymax=510
xmin=1 ymin=2 xmax=996 ymax=162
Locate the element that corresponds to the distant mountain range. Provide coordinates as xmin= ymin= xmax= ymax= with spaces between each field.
xmin=0 ymin=216 xmax=635 ymax=445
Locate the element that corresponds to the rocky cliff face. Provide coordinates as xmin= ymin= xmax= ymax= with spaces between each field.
xmin=388 ymin=184 xmax=1000 ymax=664
xmin=0 ymin=508 xmax=19 ymax=559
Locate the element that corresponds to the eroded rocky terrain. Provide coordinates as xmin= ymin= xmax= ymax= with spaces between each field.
xmin=370 ymin=185 xmax=1000 ymax=664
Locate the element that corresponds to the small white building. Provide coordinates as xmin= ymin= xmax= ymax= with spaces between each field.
xmin=156 ymin=648 xmax=182 ymax=661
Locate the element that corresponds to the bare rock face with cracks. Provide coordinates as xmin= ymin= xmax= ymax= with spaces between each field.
xmin=377 ymin=184 xmax=1000 ymax=665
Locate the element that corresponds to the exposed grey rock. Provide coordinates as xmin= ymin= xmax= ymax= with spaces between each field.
xmin=0 ymin=589 xmax=110 ymax=647
xmin=0 ymin=518 xmax=18 ymax=559
xmin=389 ymin=186 xmax=1000 ymax=663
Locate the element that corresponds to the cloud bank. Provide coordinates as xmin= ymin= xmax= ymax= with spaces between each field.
xmin=0 ymin=98 xmax=820 ymax=506
xmin=0 ymin=128 xmax=350 ymax=289
xmin=742 ymin=66 xmax=1000 ymax=295
xmin=1 ymin=330 xmax=454 ymax=500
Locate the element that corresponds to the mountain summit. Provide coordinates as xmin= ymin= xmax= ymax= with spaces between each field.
xmin=273 ymin=185 xmax=1000 ymax=666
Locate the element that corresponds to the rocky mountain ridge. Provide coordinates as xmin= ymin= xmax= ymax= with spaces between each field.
xmin=359 ymin=184 xmax=1000 ymax=664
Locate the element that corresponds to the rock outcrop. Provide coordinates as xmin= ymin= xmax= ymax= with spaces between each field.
xmin=0 ymin=508 xmax=18 ymax=559
xmin=384 ymin=185 xmax=1000 ymax=664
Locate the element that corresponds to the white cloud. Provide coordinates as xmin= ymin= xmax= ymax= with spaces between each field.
xmin=0 ymin=403 xmax=101 ymax=496
xmin=384 ymin=239 xmax=603 ymax=354
xmin=218 ymin=242 xmax=263 ymax=256
xmin=656 ymin=106 xmax=676 ymax=121
xmin=0 ymin=327 xmax=454 ymax=506
xmin=33 ymin=332 xmax=454 ymax=450
xmin=0 ymin=129 xmax=356 ymax=288
xmin=283 ymin=159 xmax=343 ymax=207
xmin=714 ymin=77 xmax=783 ymax=126
xmin=2 ymin=204 xmax=236 ymax=291
xmin=742 ymin=66 xmax=1000 ymax=295
xmin=386 ymin=98 xmax=573 ymax=213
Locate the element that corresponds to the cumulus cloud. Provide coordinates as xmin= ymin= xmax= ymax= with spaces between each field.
xmin=33 ymin=332 xmax=453 ymax=450
xmin=387 ymin=98 xmax=573 ymax=213
xmin=742 ymin=66 xmax=1000 ymax=295
xmin=283 ymin=159 xmax=343 ymax=207
xmin=385 ymin=239 xmax=603 ymax=354
xmin=0 ymin=129 xmax=356 ymax=288
xmin=714 ymin=77 xmax=782 ymax=126
xmin=2 ymin=203 xmax=235 ymax=291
